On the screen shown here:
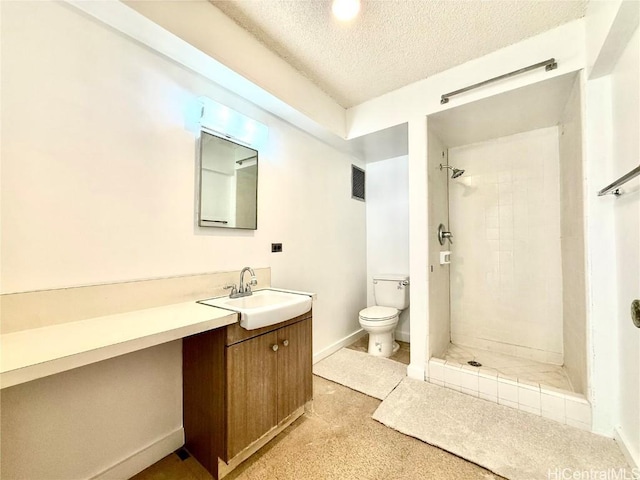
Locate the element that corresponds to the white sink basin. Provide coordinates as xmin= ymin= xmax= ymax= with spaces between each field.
xmin=199 ymin=289 xmax=312 ymax=330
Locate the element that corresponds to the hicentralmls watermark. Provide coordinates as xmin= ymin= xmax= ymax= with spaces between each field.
xmin=547 ymin=468 xmax=640 ymax=480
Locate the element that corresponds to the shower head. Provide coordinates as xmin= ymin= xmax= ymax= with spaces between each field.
xmin=439 ymin=164 xmax=465 ymax=179
xmin=451 ymin=168 xmax=465 ymax=178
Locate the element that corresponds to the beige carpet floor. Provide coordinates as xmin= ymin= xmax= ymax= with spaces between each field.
xmin=312 ymin=347 xmax=407 ymax=400
xmin=132 ymin=376 xmax=501 ymax=480
xmin=373 ymin=377 xmax=630 ymax=480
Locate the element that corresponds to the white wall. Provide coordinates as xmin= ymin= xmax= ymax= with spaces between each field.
xmin=0 ymin=343 xmax=182 ymax=480
xmin=448 ymin=128 xmax=564 ymax=364
xmin=584 ymin=75 xmax=621 ymax=436
xmin=408 ymin=117 xmax=429 ymax=380
xmin=0 ymin=1 xmax=366 ymax=478
xmin=365 ymin=155 xmax=410 ymax=340
xmin=558 ymin=75 xmax=588 ymax=394
xmin=121 ymin=0 xmax=347 ymax=141
xmin=583 ymin=0 xmax=639 ymax=452
xmin=609 ymin=25 xmax=640 ymax=466
xmin=427 ymin=130 xmax=450 ymax=358
xmin=586 ymin=0 xmax=639 ymax=78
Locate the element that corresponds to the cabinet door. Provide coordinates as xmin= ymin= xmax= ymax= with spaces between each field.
xmin=276 ymin=318 xmax=312 ymax=423
xmin=226 ymin=331 xmax=278 ymax=460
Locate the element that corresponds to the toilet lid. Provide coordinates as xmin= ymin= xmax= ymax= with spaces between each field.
xmin=359 ymin=306 xmax=398 ymax=321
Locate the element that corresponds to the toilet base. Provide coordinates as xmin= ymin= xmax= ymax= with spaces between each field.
xmin=367 ymin=332 xmax=398 ymax=358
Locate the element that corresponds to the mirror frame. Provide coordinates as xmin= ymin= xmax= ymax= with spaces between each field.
xmin=196 ymin=127 xmax=259 ymax=230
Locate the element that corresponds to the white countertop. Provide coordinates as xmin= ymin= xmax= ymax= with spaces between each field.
xmin=1 ymin=302 xmax=237 ymax=389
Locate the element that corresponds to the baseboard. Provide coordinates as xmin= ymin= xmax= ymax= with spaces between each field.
xmin=614 ymin=426 xmax=640 ymax=470
xmin=395 ymin=330 xmax=410 ymax=343
xmin=91 ymin=428 xmax=184 ymax=480
xmin=313 ymin=329 xmax=366 ymax=364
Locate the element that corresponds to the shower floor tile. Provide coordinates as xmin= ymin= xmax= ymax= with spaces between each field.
xmin=441 ymin=343 xmax=574 ymax=392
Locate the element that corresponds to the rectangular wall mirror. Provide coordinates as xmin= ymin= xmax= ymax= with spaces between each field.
xmin=198 ymin=129 xmax=258 ymax=230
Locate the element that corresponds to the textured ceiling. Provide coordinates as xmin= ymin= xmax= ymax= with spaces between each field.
xmin=211 ymin=0 xmax=587 ymax=108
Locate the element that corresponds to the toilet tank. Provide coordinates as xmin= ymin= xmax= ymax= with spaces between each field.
xmin=373 ymin=274 xmax=410 ymax=309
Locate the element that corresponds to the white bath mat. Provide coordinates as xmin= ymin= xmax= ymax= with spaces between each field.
xmin=313 ymin=348 xmax=406 ymax=400
xmin=373 ymin=377 xmax=630 ymax=480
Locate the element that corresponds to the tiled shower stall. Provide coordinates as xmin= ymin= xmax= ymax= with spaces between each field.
xmin=425 ymin=73 xmax=591 ymax=430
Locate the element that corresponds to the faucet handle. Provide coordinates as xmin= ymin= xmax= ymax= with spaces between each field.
xmin=223 ymin=284 xmax=238 ymax=295
xmin=245 ymin=283 xmax=253 ymax=294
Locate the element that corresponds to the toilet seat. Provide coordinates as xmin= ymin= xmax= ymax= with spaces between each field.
xmin=359 ymin=306 xmax=398 ymax=321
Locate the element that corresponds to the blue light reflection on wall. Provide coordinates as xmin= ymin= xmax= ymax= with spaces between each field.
xmin=197 ymin=96 xmax=268 ymax=148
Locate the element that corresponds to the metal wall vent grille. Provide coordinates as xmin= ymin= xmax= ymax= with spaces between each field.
xmin=351 ymin=165 xmax=365 ymax=201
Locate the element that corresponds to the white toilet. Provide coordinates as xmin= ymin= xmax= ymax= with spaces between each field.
xmin=358 ymin=274 xmax=410 ymax=357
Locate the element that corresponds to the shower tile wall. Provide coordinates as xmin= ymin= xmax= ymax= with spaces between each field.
xmin=448 ymin=127 xmax=563 ymax=364
xmin=427 ymin=130 xmax=451 ymax=358
xmin=558 ymin=75 xmax=587 ymax=395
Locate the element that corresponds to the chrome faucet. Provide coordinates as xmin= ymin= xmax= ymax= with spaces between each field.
xmin=227 ymin=267 xmax=257 ymax=299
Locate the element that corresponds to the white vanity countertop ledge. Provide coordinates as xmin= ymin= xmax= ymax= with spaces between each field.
xmin=0 ymin=302 xmax=237 ymax=389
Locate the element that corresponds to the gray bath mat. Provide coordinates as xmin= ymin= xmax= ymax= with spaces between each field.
xmin=373 ymin=377 xmax=629 ymax=480
xmin=313 ymin=348 xmax=406 ymax=400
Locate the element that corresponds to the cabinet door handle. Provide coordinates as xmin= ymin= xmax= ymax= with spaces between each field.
xmin=282 ymin=340 xmax=289 ymax=347
xmin=271 ymin=344 xmax=279 ymax=352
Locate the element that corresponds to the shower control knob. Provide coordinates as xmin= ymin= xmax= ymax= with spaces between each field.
xmin=438 ymin=224 xmax=454 ymax=245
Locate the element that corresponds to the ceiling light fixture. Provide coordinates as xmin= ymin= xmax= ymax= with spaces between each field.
xmin=332 ymin=0 xmax=360 ymax=21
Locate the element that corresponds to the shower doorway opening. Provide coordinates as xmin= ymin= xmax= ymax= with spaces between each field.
xmin=425 ymin=72 xmax=591 ymax=428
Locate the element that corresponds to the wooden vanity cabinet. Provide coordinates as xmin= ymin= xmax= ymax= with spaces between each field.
xmin=225 ymin=329 xmax=278 ymax=459
xmin=183 ymin=311 xmax=312 ymax=479
xmin=276 ymin=319 xmax=313 ymax=422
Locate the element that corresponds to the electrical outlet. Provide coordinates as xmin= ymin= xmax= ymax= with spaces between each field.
xmin=271 ymin=243 xmax=283 ymax=253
